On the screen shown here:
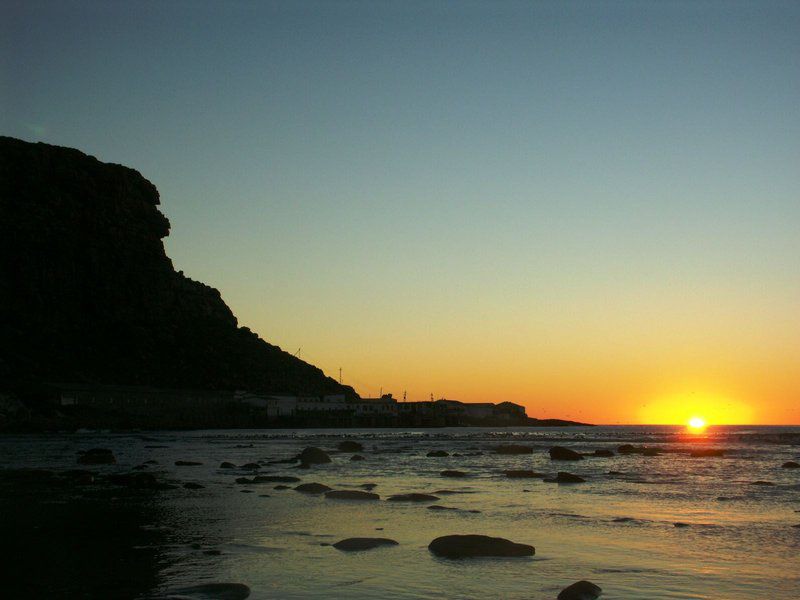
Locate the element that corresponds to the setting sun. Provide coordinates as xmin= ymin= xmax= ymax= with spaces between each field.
xmin=688 ymin=416 xmax=707 ymax=431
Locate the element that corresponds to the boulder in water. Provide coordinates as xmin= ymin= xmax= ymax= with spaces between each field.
xmin=557 ymin=580 xmax=602 ymax=600
xmin=332 ymin=537 xmax=398 ymax=551
xmin=550 ymin=446 xmax=584 ymax=461
xmin=298 ymin=447 xmax=331 ymax=465
xmin=428 ymin=534 xmax=534 ymax=558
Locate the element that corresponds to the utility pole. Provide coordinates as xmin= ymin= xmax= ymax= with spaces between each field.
xmin=338 ymin=368 xmax=342 ymax=384
xmin=403 ymin=390 xmax=406 ymax=402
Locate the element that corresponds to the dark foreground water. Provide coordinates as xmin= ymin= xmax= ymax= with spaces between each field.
xmin=1 ymin=426 xmax=799 ymax=599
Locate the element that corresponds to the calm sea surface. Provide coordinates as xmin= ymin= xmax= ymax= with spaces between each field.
xmin=2 ymin=425 xmax=799 ymax=599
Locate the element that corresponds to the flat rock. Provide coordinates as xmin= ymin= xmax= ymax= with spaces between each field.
xmin=428 ymin=534 xmax=534 ymax=558
xmin=557 ymin=580 xmax=602 ymax=600
xmin=751 ymin=481 xmax=774 ymax=486
xmin=387 ymin=493 xmax=440 ymax=502
xmin=441 ymin=470 xmax=467 ymax=478
xmin=545 ymin=472 xmax=586 ymax=483
xmin=550 ymin=446 xmax=584 ymax=461
xmin=295 ymin=482 xmax=332 ymax=494
xmin=503 ymin=470 xmax=544 ymax=478
xmin=325 ymin=489 xmax=380 ymax=500
xmin=427 ymin=505 xmax=459 ymax=511
xmin=332 ymin=537 xmax=398 ymax=551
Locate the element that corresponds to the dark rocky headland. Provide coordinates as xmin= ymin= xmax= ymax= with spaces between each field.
xmin=0 ymin=136 xmax=589 ymax=431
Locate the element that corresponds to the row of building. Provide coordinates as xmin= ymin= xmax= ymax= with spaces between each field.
xmin=42 ymin=383 xmax=528 ymax=427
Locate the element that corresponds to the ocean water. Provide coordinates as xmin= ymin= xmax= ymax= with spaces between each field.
xmin=1 ymin=425 xmax=799 ymax=599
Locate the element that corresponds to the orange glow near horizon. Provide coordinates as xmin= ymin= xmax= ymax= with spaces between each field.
xmin=687 ymin=416 xmax=707 ymax=432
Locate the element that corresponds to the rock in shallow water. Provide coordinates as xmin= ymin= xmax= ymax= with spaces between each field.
xmin=782 ymin=461 xmax=800 ymax=469
xmin=350 ymin=454 xmax=365 ymax=461
xmin=387 ymin=493 xmax=440 ymax=502
xmin=550 ymin=446 xmax=584 ymax=461
xmin=428 ymin=534 xmax=534 ymax=558
xmin=332 ymin=537 xmax=398 ymax=551
xmin=175 ymin=461 xmax=202 ymax=466
xmin=294 ymin=483 xmax=332 ymax=494
xmin=593 ymin=449 xmax=615 ymax=457
xmin=441 ymin=470 xmax=467 ymax=478
xmin=426 ymin=450 xmax=449 ymax=457
xmin=337 ymin=441 xmax=363 ymax=452
xmin=325 ymin=490 xmax=380 ymax=500
xmin=297 ymin=447 xmax=331 ymax=465
xmin=544 ymin=472 xmax=586 ymax=483
xmin=493 ymin=444 xmax=533 ymax=455
xmin=557 ymin=580 xmax=602 ymax=600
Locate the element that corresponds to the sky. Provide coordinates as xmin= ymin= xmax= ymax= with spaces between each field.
xmin=2 ymin=1 xmax=799 ymax=424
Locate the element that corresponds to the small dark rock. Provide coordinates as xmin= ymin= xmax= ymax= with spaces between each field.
xmin=273 ymin=485 xmax=290 ymax=490
xmin=503 ymin=470 xmax=544 ymax=478
xmin=426 ymin=450 xmax=449 ymax=457
xmin=175 ymin=461 xmax=202 ymax=466
xmin=428 ymin=534 xmax=534 ymax=558
xmin=387 ymin=493 xmax=440 ymax=502
xmin=332 ymin=537 xmax=398 ymax=551
xmin=428 ymin=505 xmax=458 ymax=511
xmin=557 ymin=580 xmax=602 ymax=600
xmin=751 ymin=481 xmax=774 ymax=486
xmin=359 ymin=483 xmax=378 ymax=490
xmin=545 ymin=472 xmax=586 ymax=483
xmin=325 ymin=490 xmax=380 ymax=500
xmin=593 ymin=449 xmax=614 ymax=457
xmin=338 ymin=441 xmax=364 ymax=452
xmin=673 ymin=522 xmax=690 ymax=528
xmin=298 ymin=447 xmax=331 ymax=465
xmin=240 ymin=462 xmax=261 ymax=470
xmin=782 ymin=461 xmax=800 ymax=469
xmin=252 ymin=475 xmax=301 ymax=483
xmin=441 ymin=470 xmax=467 ymax=478
xmin=295 ymin=482 xmax=332 ymax=494
xmin=550 ymin=446 xmax=584 ymax=461
xmin=350 ymin=454 xmax=365 ymax=461
xmin=183 ymin=482 xmax=204 ymax=490
xmin=220 ymin=462 xmax=236 ymax=469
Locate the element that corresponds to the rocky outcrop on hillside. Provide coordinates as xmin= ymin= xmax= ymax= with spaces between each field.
xmin=0 ymin=136 xmax=355 ymax=397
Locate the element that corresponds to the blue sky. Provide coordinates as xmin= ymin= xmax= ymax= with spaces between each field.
xmin=3 ymin=1 xmax=798 ymax=422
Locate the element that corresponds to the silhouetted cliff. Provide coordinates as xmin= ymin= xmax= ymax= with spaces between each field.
xmin=0 ymin=136 xmax=355 ymax=397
